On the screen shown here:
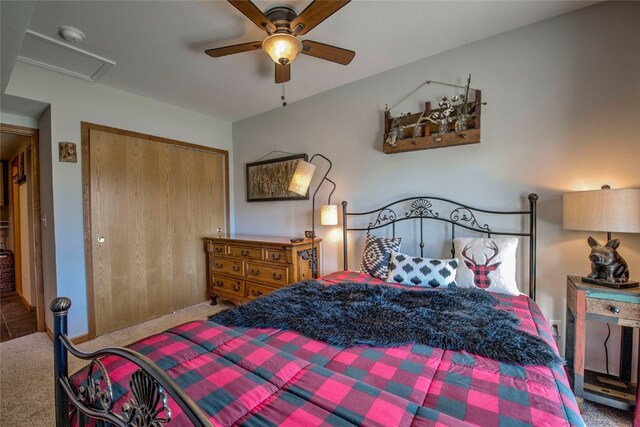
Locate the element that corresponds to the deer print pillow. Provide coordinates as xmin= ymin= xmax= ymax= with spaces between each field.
xmin=453 ymin=237 xmax=519 ymax=296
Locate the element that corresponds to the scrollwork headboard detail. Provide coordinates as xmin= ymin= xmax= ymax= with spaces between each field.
xmin=342 ymin=193 xmax=538 ymax=300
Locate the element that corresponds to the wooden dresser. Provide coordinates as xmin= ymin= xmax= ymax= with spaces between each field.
xmin=204 ymin=234 xmax=322 ymax=304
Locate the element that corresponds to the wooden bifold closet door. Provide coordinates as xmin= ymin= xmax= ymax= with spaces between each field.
xmin=87 ymin=126 xmax=227 ymax=336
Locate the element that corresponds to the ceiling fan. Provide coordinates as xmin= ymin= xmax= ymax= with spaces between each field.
xmin=205 ymin=0 xmax=355 ymax=83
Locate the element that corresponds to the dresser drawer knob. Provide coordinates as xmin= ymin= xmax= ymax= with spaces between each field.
xmin=250 ymin=269 xmax=260 ymax=276
xmin=215 ymin=247 xmax=223 ymax=254
xmin=251 ymin=290 xmax=263 ymax=297
xmin=271 ymin=254 xmax=282 ymax=261
xmin=241 ymin=250 xmax=249 ymax=256
xmin=610 ymin=306 xmax=621 ymax=314
xmin=233 ymin=284 xmax=241 ymax=292
xmin=272 ymin=273 xmax=283 ymax=281
xmin=215 ymin=262 xmax=223 ymax=269
xmin=215 ymin=281 xmax=224 ymax=287
xmin=232 ymin=265 xmax=241 ymax=272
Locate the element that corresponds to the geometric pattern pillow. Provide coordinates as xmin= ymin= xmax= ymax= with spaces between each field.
xmin=386 ymin=251 xmax=459 ymax=288
xmin=359 ymin=234 xmax=402 ymax=280
xmin=453 ymin=237 xmax=519 ymax=296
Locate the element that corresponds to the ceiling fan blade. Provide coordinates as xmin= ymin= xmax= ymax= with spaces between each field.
xmin=301 ymin=40 xmax=355 ymax=65
xmin=291 ymin=0 xmax=350 ymax=36
xmin=205 ymin=41 xmax=263 ymax=58
xmin=275 ymin=63 xmax=290 ymax=83
xmin=228 ymin=0 xmax=276 ymax=33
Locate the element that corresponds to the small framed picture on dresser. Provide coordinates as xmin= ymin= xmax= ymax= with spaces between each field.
xmin=246 ymin=154 xmax=309 ymax=202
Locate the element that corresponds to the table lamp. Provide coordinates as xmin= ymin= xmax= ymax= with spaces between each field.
xmin=563 ymin=185 xmax=640 ymax=288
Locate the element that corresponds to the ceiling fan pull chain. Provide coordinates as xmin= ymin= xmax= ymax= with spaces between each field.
xmin=281 ymin=83 xmax=287 ymax=107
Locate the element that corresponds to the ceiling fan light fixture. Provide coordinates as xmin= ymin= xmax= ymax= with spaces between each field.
xmin=262 ymin=33 xmax=302 ymax=65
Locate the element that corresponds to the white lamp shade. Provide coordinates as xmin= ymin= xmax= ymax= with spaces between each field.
xmin=262 ymin=34 xmax=302 ymax=65
xmin=320 ymin=204 xmax=338 ymax=225
xmin=563 ymin=188 xmax=640 ymax=233
xmin=288 ymin=160 xmax=315 ymax=196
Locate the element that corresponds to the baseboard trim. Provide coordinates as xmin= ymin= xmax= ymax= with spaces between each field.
xmin=71 ymin=334 xmax=90 ymax=344
xmin=19 ymin=294 xmax=33 ymax=311
xmin=45 ymin=326 xmax=90 ymax=344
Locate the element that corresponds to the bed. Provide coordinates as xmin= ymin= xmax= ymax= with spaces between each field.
xmin=51 ymin=193 xmax=585 ymax=426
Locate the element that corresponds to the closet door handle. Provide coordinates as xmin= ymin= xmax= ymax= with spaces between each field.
xmin=97 ymin=236 xmax=106 ymax=243
xmin=272 ymin=273 xmax=283 ymax=281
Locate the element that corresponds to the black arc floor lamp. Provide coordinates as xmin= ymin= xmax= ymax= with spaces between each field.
xmin=288 ymin=154 xmax=337 ymax=278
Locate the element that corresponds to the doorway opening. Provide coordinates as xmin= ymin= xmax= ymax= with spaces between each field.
xmin=0 ymin=123 xmax=44 ymax=342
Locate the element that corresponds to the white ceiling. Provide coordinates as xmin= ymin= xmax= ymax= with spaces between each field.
xmin=1 ymin=94 xmax=49 ymax=119
xmin=20 ymin=0 xmax=598 ymax=123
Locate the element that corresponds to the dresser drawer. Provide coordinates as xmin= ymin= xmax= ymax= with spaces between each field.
xmin=228 ymin=244 xmax=262 ymax=260
xmin=264 ymin=248 xmax=288 ymax=264
xmin=211 ymin=258 xmax=244 ymax=277
xmin=246 ymin=282 xmax=278 ymax=300
xmin=587 ymin=298 xmax=640 ymax=322
xmin=246 ymin=262 xmax=290 ymax=286
xmin=206 ymin=242 xmax=227 ymax=255
xmin=211 ymin=275 xmax=245 ymax=297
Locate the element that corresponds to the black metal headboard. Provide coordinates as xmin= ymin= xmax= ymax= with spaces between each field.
xmin=341 ymin=193 xmax=538 ymax=300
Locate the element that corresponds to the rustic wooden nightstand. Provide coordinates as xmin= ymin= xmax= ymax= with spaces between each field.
xmin=566 ymin=275 xmax=640 ymax=411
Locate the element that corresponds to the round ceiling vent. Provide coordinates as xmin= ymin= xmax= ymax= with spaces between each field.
xmin=58 ymin=26 xmax=85 ymax=43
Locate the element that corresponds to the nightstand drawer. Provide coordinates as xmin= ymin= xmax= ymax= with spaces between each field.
xmin=211 ymin=275 xmax=245 ymax=297
xmin=211 ymin=258 xmax=244 ymax=277
xmin=246 ymin=262 xmax=290 ymax=286
xmin=246 ymin=282 xmax=278 ymax=300
xmin=587 ymin=298 xmax=640 ymax=322
xmin=228 ymin=244 xmax=262 ymax=260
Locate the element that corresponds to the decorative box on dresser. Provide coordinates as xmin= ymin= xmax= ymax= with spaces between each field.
xmin=204 ymin=234 xmax=322 ymax=304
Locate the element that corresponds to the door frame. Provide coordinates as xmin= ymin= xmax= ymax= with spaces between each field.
xmin=1 ymin=123 xmax=45 ymax=332
xmin=81 ymin=122 xmax=230 ymax=339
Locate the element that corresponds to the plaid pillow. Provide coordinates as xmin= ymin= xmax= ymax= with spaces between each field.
xmin=359 ymin=234 xmax=402 ymax=280
xmin=386 ymin=251 xmax=459 ymax=287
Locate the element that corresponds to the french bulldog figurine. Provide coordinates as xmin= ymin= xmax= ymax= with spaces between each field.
xmin=587 ymin=237 xmax=630 ymax=283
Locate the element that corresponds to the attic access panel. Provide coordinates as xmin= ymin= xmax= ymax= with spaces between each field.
xmin=17 ymin=30 xmax=115 ymax=82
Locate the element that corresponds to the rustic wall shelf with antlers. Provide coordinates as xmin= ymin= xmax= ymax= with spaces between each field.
xmin=383 ymin=77 xmax=484 ymax=154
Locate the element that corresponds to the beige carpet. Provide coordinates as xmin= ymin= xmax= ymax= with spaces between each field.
xmin=0 ymin=299 xmax=634 ymax=426
xmin=0 ymin=300 xmax=229 ymax=426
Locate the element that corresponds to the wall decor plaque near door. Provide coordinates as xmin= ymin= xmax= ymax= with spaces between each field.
xmin=246 ymin=154 xmax=309 ymax=202
xmin=59 ymin=142 xmax=78 ymax=163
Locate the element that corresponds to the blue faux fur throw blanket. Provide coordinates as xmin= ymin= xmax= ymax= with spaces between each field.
xmin=209 ymin=281 xmax=563 ymax=367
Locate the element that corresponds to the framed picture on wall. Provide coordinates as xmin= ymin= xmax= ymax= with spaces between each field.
xmin=19 ymin=152 xmax=25 ymax=177
xmin=0 ymin=160 xmax=7 ymax=206
xmin=246 ymin=154 xmax=309 ymax=202
xmin=12 ymin=152 xmax=26 ymax=185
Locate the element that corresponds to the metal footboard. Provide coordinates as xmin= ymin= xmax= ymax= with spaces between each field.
xmin=51 ymin=297 xmax=211 ymax=426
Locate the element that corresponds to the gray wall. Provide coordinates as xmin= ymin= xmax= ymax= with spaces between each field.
xmin=233 ymin=1 xmax=640 ymax=375
xmin=6 ymin=62 xmax=234 ymax=337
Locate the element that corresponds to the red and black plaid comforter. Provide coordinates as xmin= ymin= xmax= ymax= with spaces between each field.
xmin=71 ymin=271 xmax=584 ymax=426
